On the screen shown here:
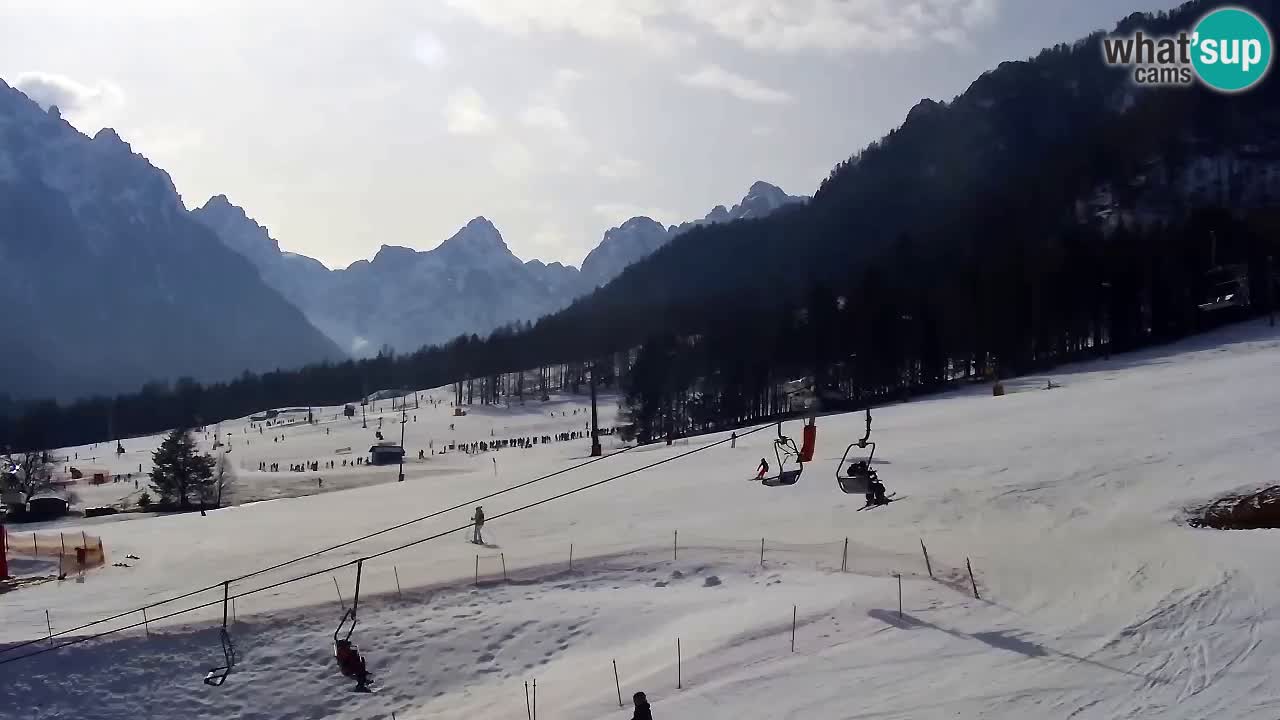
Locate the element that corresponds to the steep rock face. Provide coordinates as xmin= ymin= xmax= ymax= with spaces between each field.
xmin=0 ymin=79 xmax=343 ymax=401
xmin=325 ymin=218 xmax=591 ymax=353
xmin=200 ymin=183 xmax=807 ymax=355
xmin=579 ymin=217 xmax=670 ymax=288
xmin=198 ymin=205 xmax=590 ymax=354
xmin=580 ymin=182 xmax=808 ymax=287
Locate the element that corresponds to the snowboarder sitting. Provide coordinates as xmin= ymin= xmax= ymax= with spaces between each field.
xmin=334 ymin=638 xmax=371 ymax=690
xmin=755 ymin=458 xmax=769 ymax=480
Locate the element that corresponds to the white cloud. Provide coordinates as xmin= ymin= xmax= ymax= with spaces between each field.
xmin=597 ymin=154 xmax=642 ymax=180
xmin=490 ymin=137 xmax=533 ymax=179
xmin=960 ymin=0 xmax=997 ymax=28
xmin=411 ymin=30 xmax=449 ymax=67
xmin=683 ymin=0 xmax=999 ymax=52
xmin=127 ymin=125 xmax=206 ymax=161
xmin=592 ymin=202 xmax=673 ymax=227
xmin=443 ymin=0 xmax=694 ymax=53
xmin=520 ymin=73 xmax=591 ymax=156
xmin=444 ymin=88 xmax=497 ymax=135
xmin=681 ymin=64 xmax=791 ymax=104
xmin=931 ymin=26 xmax=968 ymax=48
xmin=446 ymin=0 xmax=999 ymax=54
xmin=551 ymin=68 xmax=584 ymax=93
xmin=13 ymin=71 xmax=123 ymax=117
xmin=519 ymin=104 xmax=571 ymax=133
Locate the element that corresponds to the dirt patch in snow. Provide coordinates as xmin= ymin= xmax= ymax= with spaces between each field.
xmin=1188 ymin=486 xmax=1280 ymax=529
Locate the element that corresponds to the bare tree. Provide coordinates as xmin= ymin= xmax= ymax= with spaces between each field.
xmin=1 ymin=451 xmax=55 ymax=499
xmin=211 ymin=451 xmax=236 ymax=508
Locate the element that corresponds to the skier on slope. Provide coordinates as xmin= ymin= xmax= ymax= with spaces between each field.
xmin=472 ymin=506 xmax=485 ymax=544
xmin=755 ymin=458 xmax=769 ymax=480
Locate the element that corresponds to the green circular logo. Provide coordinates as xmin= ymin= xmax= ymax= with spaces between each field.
xmin=1191 ymin=7 xmax=1272 ymax=92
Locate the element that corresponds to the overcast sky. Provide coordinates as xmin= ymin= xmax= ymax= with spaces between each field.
xmin=1 ymin=0 xmax=1184 ymax=269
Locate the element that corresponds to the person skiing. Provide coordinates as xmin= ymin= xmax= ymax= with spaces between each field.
xmin=632 ymin=691 xmax=653 ymax=720
xmin=472 ymin=506 xmax=485 ymax=544
xmin=755 ymin=458 xmax=769 ymax=480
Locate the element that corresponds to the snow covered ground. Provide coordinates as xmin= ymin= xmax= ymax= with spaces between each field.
xmin=4 ymin=319 xmax=1280 ymax=720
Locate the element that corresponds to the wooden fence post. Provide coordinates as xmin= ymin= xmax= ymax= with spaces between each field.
xmin=673 ymin=530 xmax=678 ymax=561
xmin=791 ymin=606 xmax=797 ymax=652
xmin=966 ymin=557 xmax=980 ymax=599
xmin=569 ymin=543 xmax=574 ymax=571
xmin=501 ymin=553 xmax=508 ymax=582
xmin=45 ymin=609 xmax=53 ymax=646
xmin=394 ymin=565 xmax=403 ymax=598
xmin=897 ymin=573 xmax=903 ymax=618
xmin=760 ymin=538 xmax=765 ymax=567
xmin=525 ymin=681 xmax=531 ymax=720
xmin=142 ymin=607 xmax=150 ymax=637
xmin=841 ymin=537 xmax=849 ymax=572
xmin=920 ymin=539 xmax=933 ymax=579
xmin=677 ymin=638 xmax=682 ymax=689
xmin=475 ymin=555 xmax=480 ymax=586
xmin=613 ymin=659 xmax=623 ymax=707
xmin=333 ymin=576 xmax=345 ymax=609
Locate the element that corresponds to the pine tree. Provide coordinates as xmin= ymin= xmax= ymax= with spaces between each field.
xmin=149 ymin=428 xmax=215 ymax=509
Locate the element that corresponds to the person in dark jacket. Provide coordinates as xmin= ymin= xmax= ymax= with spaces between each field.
xmin=632 ymin=691 xmax=652 ymax=720
xmin=755 ymin=458 xmax=769 ymax=480
xmin=334 ymin=638 xmax=372 ymax=691
xmin=866 ymin=477 xmax=889 ymax=505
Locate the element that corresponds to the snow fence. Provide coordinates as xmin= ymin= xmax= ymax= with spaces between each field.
xmin=3 ymin=527 xmax=107 ymax=574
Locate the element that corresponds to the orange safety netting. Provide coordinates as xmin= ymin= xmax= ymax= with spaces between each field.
xmin=3 ymin=527 xmax=107 ymax=572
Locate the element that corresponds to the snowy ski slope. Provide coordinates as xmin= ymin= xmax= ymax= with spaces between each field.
xmin=3 ymin=319 xmax=1280 ymax=720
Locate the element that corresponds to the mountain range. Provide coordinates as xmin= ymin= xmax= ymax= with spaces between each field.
xmin=0 ymin=66 xmax=805 ymax=401
xmin=192 ymin=181 xmax=805 ymax=356
xmin=0 ymin=78 xmax=343 ymax=403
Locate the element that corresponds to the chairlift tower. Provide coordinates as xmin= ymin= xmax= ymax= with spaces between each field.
xmin=397 ymin=408 xmax=407 ymax=483
xmin=589 ymin=360 xmax=602 ymax=457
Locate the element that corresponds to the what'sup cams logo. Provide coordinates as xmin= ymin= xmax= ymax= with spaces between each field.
xmin=1102 ymin=6 xmax=1272 ymax=93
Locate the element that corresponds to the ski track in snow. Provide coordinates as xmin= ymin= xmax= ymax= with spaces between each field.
xmin=4 ymin=320 xmax=1280 ymax=718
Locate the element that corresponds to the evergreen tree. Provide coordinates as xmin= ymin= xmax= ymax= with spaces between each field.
xmin=149 ymin=428 xmax=215 ymax=509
